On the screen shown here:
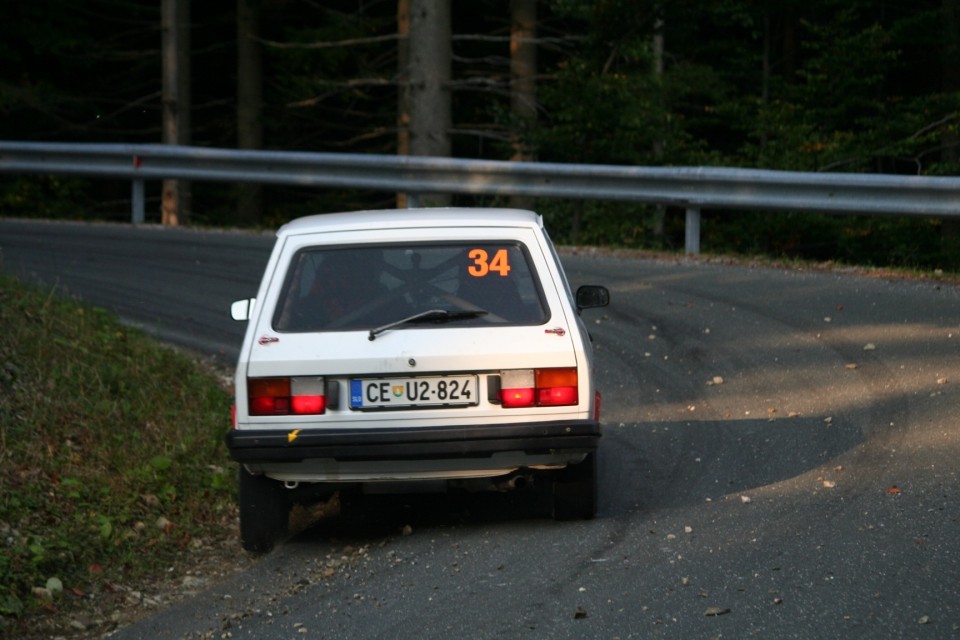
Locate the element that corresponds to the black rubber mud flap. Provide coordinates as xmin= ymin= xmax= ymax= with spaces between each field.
xmin=552 ymin=451 xmax=598 ymax=521
xmin=238 ymin=467 xmax=290 ymax=553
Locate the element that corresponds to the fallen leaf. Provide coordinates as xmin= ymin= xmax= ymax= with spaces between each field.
xmin=863 ymin=343 xmax=876 ymax=351
xmin=918 ymin=615 xmax=930 ymax=625
xmin=823 ymin=480 xmax=836 ymax=488
xmin=704 ymin=606 xmax=731 ymax=617
xmin=886 ymin=485 xmax=902 ymax=495
xmin=845 ymin=363 xmax=858 ymax=370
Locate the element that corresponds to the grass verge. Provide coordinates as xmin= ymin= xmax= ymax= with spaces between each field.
xmin=0 ymin=273 xmax=238 ymax=635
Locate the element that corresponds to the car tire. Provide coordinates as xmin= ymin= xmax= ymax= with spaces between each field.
xmin=552 ymin=451 xmax=598 ymax=520
xmin=238 ymin=467 xmax=290 ymax=553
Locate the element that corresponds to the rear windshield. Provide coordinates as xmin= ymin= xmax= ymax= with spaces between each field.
xmin=273 ymin=242 xmax=548 ymax=332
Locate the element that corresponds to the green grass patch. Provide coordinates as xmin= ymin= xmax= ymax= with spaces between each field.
xmin=0 ymin=274 xmax=236 ymax=621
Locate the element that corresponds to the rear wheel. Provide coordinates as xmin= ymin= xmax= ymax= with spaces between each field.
xmin=238 ymin=467 xmax=290 ymax=553
xmin=552 ymin=451 xmax=598 ymax=520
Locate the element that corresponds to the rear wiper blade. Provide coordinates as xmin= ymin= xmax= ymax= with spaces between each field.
xmin=368 ymin=309 xmax=488 ymax=341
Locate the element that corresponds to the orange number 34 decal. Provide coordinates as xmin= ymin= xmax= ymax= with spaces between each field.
xmin=468 ymin=248 xmax=512 ymax=277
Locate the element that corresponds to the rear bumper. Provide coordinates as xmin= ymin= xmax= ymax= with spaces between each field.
xmin=225 ymin=420 xmax=601 ymax=464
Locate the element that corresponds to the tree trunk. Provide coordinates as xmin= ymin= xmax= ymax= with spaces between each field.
xmin=942 ymin=0 xmax=960 ymax=160
xmin=237 ymin=0 xmax=263 ymax=225
xmin=941 ymin=0 xmax=960 ymax=252
xmin=161 ymin=0 xmax=191 ymax=226
xmin=408 ymin=0 xmax=451 ymax=206
xmin=396 ymin=0 xmax=411 ymax=208
xmin=510 ymin=0 xmax=537 ymax=161
xmin=509 ymin=0 xmax=537 ymax=210
xmin=651 ymin=10 xmax=666 ymax=240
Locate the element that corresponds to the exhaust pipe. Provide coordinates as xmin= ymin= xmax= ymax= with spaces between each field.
xmin=495 ymin=474 xmax=532 ymax=492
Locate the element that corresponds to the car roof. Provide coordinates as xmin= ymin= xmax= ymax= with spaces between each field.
xmin=276 ymin=208 xmax=543 ymax=238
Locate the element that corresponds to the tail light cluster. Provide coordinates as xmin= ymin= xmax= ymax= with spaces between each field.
xmin=245 ymin=369 xmax=579 ymax=416
xmin=500 ymin=368 xmax=578 ymax=408
xmin=248 ymin=376 xmax=326 ymax=416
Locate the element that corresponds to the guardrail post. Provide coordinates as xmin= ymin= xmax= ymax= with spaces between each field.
xmin=685 ymin=206 xmax=701 ymax=255
xmin=131 ymin=179 xmax=145 ymax=224
xmin=131 ymin=154 xmax=145 ymax=224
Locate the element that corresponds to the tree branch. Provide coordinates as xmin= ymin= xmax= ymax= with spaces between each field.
xmin=908 ymin=114 xmax=958 ymax=140
xmin=258 ymin=34 xmax=402 ymax=50
xmin=819 ymin=115 xmax=960 ymax=173
xmin=452 ymin=34 xmax=582 ymax=45
xmin=449 ymin=127 xmax=513 ymax=143
xmin=286 ymin=78 xmax=398 ymax=108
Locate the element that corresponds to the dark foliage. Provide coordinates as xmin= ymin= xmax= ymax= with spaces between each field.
xmin=1 ymin=0 xmax=958 ymax=268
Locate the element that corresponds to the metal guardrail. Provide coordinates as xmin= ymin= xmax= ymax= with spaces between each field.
xmin=2 ymin=141 xmax=959 ymax=254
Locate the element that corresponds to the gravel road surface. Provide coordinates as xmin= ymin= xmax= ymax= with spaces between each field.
xmin=2 ymin=218 xmax=958 ymax=639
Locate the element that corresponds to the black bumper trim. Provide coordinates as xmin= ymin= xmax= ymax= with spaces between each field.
xmin=225 ymin=420 xmax=600 ymax=463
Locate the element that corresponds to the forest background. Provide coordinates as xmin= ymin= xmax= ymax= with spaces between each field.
xmin=2 ymin=0 xmax=960 ymax=270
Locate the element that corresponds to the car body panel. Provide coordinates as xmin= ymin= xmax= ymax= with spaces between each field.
xmin=229 ymin=208 xmax=603 ymax=483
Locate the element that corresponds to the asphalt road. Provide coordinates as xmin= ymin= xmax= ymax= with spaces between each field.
xmin=2 ymin=218 xmax=958 ymax=639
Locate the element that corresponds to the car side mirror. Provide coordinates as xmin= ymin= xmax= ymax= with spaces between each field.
xmin=575 ymin=285 xmax=610 ymax=313
xmin=230 ymin=298 xmax=256 ymax=321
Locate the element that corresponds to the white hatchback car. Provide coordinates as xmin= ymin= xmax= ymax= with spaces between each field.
xmin=228 ymin=208 xmax=609 ymax=552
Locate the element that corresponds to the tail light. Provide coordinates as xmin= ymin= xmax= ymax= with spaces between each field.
xmin=500 ymin=368 xmax=578 ymax=408
xmin=248 ymin=376 xmax=326 ymax=416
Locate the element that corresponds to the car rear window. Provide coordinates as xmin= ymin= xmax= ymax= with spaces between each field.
xmin=273 ymin=242 xmax=548 ymax=332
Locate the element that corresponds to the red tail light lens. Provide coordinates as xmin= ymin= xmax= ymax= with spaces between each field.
xmin=537 ymin=386 xmax=578 ymax=405
xmin=290 ymin=376 xmax=326 ymax=414
xmin=502 ymin=387 xmax=536 ymax=408
xmin=499 ymin=368 xmax=578 ymax=408
xmin=248 ymin=377 xmax=326 ymax=416
xmin=249 ymin=378 xmax=290 ymax=415
xmin=291 ymin=395 xmax=325 ymax=414
xmin=500 ymin=369 xmax=535 ymax=408
xmin=535 ymin=368 xmax=578 ymax=406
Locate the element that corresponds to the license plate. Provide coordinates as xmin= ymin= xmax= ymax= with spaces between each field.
xmin=350 ymin=376 xmax=478 ymax=410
